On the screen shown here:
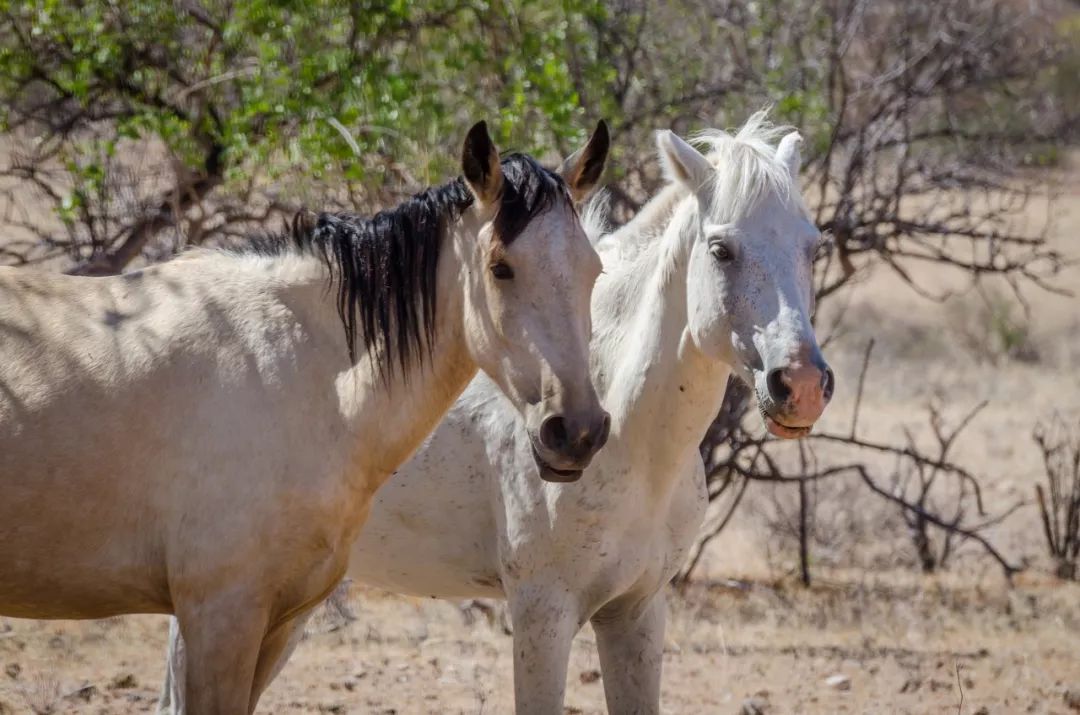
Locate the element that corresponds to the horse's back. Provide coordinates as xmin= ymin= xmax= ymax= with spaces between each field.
xmin=0 ymin=259 xmax=268 ymax=433
xmin=0 ymin=266 xmax=118 ymax=410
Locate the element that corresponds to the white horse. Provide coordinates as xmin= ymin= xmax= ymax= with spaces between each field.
xmin=160 ymin=113 xmax=833 ymax=713
xmin=0 ymin=120 xmax=612 ymax=714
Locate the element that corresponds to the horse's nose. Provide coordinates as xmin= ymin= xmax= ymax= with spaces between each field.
xmin=766 ymin=359 xmax=834 ymax=420
xmin=539 ymin=411 xmax=610 ymax=464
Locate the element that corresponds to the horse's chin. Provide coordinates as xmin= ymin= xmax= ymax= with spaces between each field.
xmin=531 ymin=446 xmax=585 ymax=483
xmin=537 ymin=465 xmax=584 ymax=483
xmin=756 ymin=400 xmax=814 ymax=439
xmin=763 ymin=413 xmax=813 ymax=439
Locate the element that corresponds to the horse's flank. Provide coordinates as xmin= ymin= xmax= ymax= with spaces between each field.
xmin=0 ymin=249 xmax=368 ymax=617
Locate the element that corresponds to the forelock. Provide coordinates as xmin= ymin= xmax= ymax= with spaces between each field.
xmin=690 ymin=110 xmax=802 ymax=222
xmin=492 ymin=153 xmax=573 ymax=245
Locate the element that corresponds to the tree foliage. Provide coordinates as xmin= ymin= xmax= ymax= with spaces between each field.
xmin=0 ymin=0 xmax=604 ymax=270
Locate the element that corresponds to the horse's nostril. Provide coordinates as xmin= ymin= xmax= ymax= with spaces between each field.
xmin=822 ymin=367 xmax=835 ymax=401
xmin=766 ymin=368 xmax=791 ymax=404
xmin=539 ymin=415 xmax=569 ymax=451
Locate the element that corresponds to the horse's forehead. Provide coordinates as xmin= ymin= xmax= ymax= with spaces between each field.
xmin=512 ymin=207 xmax=599 ymax=291
xmin=511 ymin=203 xmax=581 ymax=255
xmin=727 ymin=193 xmax=814 ymax=245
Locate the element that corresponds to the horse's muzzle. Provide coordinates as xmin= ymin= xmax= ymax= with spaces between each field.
xmin=530 ymin=410 xmax=611 ymax=482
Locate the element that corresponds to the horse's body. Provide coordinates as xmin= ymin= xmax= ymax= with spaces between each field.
xmin=161 ymin=114 xmax=833 ymax=713
xmin=2 ymin=121 xmax=610 ymax=714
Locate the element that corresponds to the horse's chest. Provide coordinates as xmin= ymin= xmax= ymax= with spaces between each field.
xmin=499 ymin=457 xmax=707 ymax=607
xmin=585 ymin=464 xmax=705 ymax=593
xmin=546 ymin=503 xmax=669 ymax=589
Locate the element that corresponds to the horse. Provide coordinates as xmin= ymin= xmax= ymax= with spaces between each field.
xmin=0 ymin=119 xmax=611 ymax=714
xmin=159 ymin=112 xmax=833 ymax=713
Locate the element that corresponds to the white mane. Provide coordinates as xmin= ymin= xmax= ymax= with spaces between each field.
xmin=586 ymin=110 xmax=801 ymax=248
xmin=581 ymin=188 xmax=612 ymax=244
xmin=692 ymin=110 xmax=799 ymax=222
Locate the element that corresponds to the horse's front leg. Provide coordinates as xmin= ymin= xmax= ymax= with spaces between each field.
xmin=160 ymin=606 xmax=316 ymax=715
xmin=174 ymin=592 xmax=269 ymax=715
xmin=591 ymin=593 xmax=666 ymax=715
xmin=508 ymin=583 xmax=581 ymax=715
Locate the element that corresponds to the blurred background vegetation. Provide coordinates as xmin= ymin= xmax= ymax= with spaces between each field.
xmin=1 ymin=0 xmax=1076 ymax=275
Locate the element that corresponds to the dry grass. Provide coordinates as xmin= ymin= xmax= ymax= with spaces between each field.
xmin=1 ymin=575 xmax=1078 ymax=714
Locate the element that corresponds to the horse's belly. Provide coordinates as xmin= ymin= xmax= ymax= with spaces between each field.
xmin=352 ymin=547 xmax=503 ymax=599
xmin=348 ymin=478 xmax=500 ymax=599
xmin=0 ymin=570 xmax=169 ymax=619
xmin=0 ymin=516 xmax=169 ymax=619
xmin=0 ymin=451 xmax=171 ymax=618
xmin=349 ymin=518 xmax=502 ymax=599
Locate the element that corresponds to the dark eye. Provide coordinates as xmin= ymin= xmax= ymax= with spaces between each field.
xmin=490 ymin=261 xmax=514 ymax=280
xmin=709 ymin=240 xmax=734 ymax=262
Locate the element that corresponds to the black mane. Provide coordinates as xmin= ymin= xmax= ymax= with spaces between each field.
xmin=246 ymin=153 xmax=568 ymax=377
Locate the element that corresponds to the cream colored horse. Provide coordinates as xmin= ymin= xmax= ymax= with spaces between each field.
xmin=0 ymin=120 xmax=610 ymax=714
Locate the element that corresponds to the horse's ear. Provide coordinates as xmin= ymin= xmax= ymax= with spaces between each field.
xmin=776 ymin=131 xmax=803 ymax=185
xmin=558 ymin=120 xmax=610 ymax=202
xmin=655 ymin=130 xmax=713 ymax=192
xmin=462 ymin=121 xmax=504 ymax=206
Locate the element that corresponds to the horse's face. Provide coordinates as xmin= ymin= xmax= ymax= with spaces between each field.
xmin=658 ymin=129 xmax=833 ymax=438
xmin=458 ymin=121 xmax=611 ymax=481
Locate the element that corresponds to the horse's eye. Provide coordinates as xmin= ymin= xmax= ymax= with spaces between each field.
xmin=709 ymin=240 xmax=734 ymax=262
xmin=490 ymin=261 xmax=514 ymax=280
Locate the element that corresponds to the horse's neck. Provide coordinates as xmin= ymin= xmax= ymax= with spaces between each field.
xmin=594 ymin=191 xmax=732 ymax=489
xmin=339 ymin=224 xmax=477 ymax=490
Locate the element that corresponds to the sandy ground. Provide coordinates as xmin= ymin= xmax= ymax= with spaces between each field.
xmin=2 ymin=160 xmax=1080 ymax=713
xmin=0 ymin=573 xmax=1078 ymax=715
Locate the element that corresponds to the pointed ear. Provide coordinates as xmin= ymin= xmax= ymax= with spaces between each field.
xmin=655 ymin=129 xmax=713 ymax=192
xmin=558 ymin=120 xmax=610 ymax=202
xmin=462 ymin=120 xmax=503 ymax=206
xmin=776 ymin=131 xmax=803 ymax=185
